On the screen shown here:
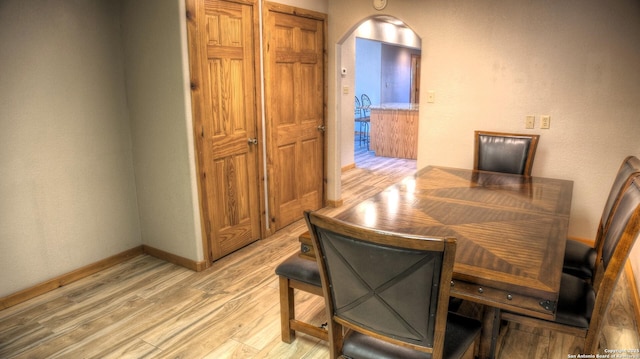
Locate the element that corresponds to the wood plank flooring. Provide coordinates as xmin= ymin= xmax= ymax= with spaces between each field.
xmin=1 ymin=143 xmax=638 ymax=358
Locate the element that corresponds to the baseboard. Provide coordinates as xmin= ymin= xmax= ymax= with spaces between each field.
xmin=566 ymin=236 xmax=594 ymax=246
xmin=626 ymin=262 xmax=640 ymax=335
xmin=0 ymin=246 xmax=144 ymax=310
xmin=342 ymin=163 xmax=355 ymax=172
xmin=142 ymin=245 xmax=208 ymax=272
xmin=0 ymin=244 xmax=209 ymax=310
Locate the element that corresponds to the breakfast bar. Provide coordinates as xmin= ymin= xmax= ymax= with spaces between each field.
xmin=369 ymin=103 xmax=419 ymax=159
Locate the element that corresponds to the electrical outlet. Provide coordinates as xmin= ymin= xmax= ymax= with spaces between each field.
xmin=540 ymin=115 xmax=551 ymax=129
xmin=525 ymin=115 xmax=535 ymax=129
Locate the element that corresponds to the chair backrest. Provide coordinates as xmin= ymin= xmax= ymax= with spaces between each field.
xmin=593 ymin=174 xmax=640 ymax=289
xmin=594 ymin=156 xmax=640 ymax=251
xmin=585 ymin=174 xmax=640 ymax=352
xmin=304 ymin=211 xmax=457 ymax=358
xmin=354 ymin=96 xmax=361 ymax=118
xmin=361 ymin=94 xmax=371 ymax=118
xmin=474 ymin=131 xmax=540 ymax=176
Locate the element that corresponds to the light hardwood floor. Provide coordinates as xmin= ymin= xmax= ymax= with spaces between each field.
xmin=1 ymin=143 xmax=638 ymax=358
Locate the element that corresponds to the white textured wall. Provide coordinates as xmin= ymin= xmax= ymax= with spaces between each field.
xmin=340 ymin=33 xmax=357 ymax=169
xmin=1 ymin=0 xmax=326 ymax=298
xmin=0 ymin=0 xmax=141 ymax=296
xmin=633 ymin=239 xmax=640 ymax=300
xmin=122 ymin=0 xmax=202 ymax=261
xmin=380 ymin=44 xmax=420 ymax=103
xmin=270 ymin=0 xmax=327 ymax=13
xmin=328 ymin=0 xmax=640 ymax=295
xmin=356 ymin=39 xmax=382 ymax=108
xmin=417 ymin=1 xmax=640 ymax=240
xmin=329 ymin=0 xmax=640 ymax=239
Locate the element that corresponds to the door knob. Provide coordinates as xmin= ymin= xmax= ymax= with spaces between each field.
xmin=248 ymin=138 xmax=258 ymax=145
xmin=317 ymin=125 xmax=326 ymax=132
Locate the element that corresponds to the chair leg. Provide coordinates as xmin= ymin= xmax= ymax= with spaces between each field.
xmin=479 ymin=306 xmax=501 ymax=359
xmin=356 ymin=121 xmax=363 ymax=146
xmin=279 ymin=276 xmax=295 ymax=343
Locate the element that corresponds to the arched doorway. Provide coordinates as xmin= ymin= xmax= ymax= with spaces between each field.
xmin=337 ymin=16 xmax=421 ymax=173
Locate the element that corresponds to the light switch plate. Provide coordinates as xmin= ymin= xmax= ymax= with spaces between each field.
xmin=525 ymin=115 xmax=535 ymax=129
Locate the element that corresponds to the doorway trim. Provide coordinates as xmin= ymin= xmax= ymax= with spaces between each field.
xmin=334 ymin=15 xmax=422 ymax=200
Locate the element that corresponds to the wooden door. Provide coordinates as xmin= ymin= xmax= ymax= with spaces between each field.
xmin=264 ymin=5 xmax=326 ymax=232
xmin=186 ymin=0 xmax=262 ymax=261
xmin=411 ymin=54 xmax=421 ymax=104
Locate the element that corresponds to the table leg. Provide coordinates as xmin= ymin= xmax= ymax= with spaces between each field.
xmin=478 ymin=306 xmax=501 ymax=359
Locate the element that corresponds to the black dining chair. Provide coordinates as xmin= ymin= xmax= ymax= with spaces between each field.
xmin=501 ymin=174 xmax=640 ymax=355
xmin=474 ymin=131 xmax=540 ymax=176
xmin=275 ymin=251 xmax=327 ymax=343
xmin=563 ymin=155 xmax=640 ymax=280
xmin=304 ymin=211 xmax=481 ymax=359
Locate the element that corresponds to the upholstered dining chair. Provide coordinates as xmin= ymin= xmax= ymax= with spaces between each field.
xmin=275 ymin=252 xmax=327 ymax=343
xmin=304 ymin=211 xmax=482 ymax=359
xmin=474 ymin=131 xmax=540 ymax=176
xmin=563 ymin=155 xmax=640 ymax=280
xmin=501 ymin=174 xmax=640 ymax=355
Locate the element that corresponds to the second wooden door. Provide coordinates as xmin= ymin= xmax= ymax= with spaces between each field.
xmin=264 ymin=5 xmax=326 ymax=232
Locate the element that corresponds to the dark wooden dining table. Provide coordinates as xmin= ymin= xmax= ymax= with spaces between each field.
xmin=333 ymin=165 xmax=574 ymax=358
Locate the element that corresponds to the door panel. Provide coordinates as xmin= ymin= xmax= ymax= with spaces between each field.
xmin=187 ymin=0 xmax=261 ymax=261
xmin=265 ymin=8 xmax=325 ymax=232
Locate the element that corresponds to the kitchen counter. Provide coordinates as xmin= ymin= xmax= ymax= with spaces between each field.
xmin=370 ymin=103 xmax=419 ymax=111
xmin=370 ymin=103 xmax=419 ymax=159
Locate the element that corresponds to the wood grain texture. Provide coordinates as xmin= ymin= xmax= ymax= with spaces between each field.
xmin=0 ymin=246 xmax=144 ymax=310
xmin=186 ymin=0 xmax=262 ymax=261
xmin=0 ymin=144 xmax=637 ymax=358
xmin=336 ymin=166 xmax=573 ymax=321
xmin=370 ymin=108 xmax=419 ymax=159
xmin=263 ymin=4 xmax=326 ymax=232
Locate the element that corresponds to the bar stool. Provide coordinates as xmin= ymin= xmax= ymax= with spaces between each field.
xmin=354 ymin=96 xmax=370 ymax=150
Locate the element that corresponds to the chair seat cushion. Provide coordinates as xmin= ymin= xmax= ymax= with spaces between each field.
xmin=563 ymin=240 xmax=596 ymax=279
xmin=275 ymin=253 xmax=321 ymax=287
xmin=555 ymin=273 xmax=596 ymax=329
xmin=341 ymin=312 xmax=481 ymax=359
